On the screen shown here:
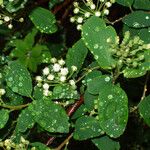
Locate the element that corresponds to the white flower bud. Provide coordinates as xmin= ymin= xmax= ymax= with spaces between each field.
xmin=84 ymin=12 xmax=91 ymax=18
xmin=0 ymin=89 xmax=5 ymax=95
xmin=60 ymin=68 xmax=69 ymax=76
xmin=71 ymin=66 xmax=77 ymax=71
xmin=90 ymin=4 xmax=96 ymax=10
xmin=73 ymin=8 xmax=79 ymax=14
xmin=73 ymin=2 xmax=79 ymax=7
xmin=8 ymin=24 xmax=13 ymax=29
xmin=50 ymin=57 xmax=57 ymax=63
xmin=77 ymin=17 xmax=83 ymax=23
xmin=4 ymin=16 xmax=10 ymax=22
xmin=60 ymin=76 xmax=66 ymax=82
xmin=77 ymin=24 xmax=82 ymax=30
xmin=19 ymin=17 xmax=24 ymax=22
xmin=43 ymin=67 xmax=50 ymax=75
xmin=43 ymin=83 xmax=49 ymax=90
xmin=47 ymin=74 xmax=54 ymax=81
xmin=43 ymin=90 xmax=52 ymax=96
xmin=58 ymin=59 xmax=65 ymax=66
xmin=105 ymin=2 xmax=112 ymax=7
xmin=53 ymin=63 xmax=61 ymax=72
xmin=69 ymin=80 xmax=75 ymax=86
xmin=35 ymin=76 xmax=42 ymax=82
xmin=103 ymin=9 xmax=109 ymax=15
xmin=95 ymin=11 xmax=101 ymax=17
xmin=70 ymin=17 xmax=75 ymax=23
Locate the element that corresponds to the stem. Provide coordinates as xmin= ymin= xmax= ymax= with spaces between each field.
xmin=54 ymin=133 xmax=73 ymax=150
xmin=0 ymin=103 xmax=29 ymax=110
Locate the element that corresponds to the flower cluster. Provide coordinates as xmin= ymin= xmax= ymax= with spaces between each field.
xmin=70 ymin=0 xmax=115 ymax=30
xmin=107 ymin=31 xmax=150 ymax=69
xmin=35 ymin=57 xmax=77 ymax=97
xmin=0 ymin=137 xmax=37 ymax=150
xmin=0 ymin=13 xmax=24 ymax=29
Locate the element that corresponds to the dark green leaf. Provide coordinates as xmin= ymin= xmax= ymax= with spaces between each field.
xmin=0 ymin=109 xmax=9 ymax=129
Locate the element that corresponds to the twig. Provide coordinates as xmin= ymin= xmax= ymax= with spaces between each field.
xmin=46 ymin=95 xmax=84 ymax=146
xmin=54 ymin=133 xmax=73 ymax=150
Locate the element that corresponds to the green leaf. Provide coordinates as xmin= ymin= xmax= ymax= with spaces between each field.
xmin=28 ymin=98 xmax=70 ymax=133
xmin=31 ymin=142 xmax=50 ymax=150
xmin=5 ymin=61 xmax=32 ymax=97
xmin=29 ymin=7 xmax=57 ymax=34
xmin=92 ymin=136 xmax=120 ymax=150
xmin=87 ymin=75 xmax=112 ymax=95
xmin=82 ymin=16 xmax=117 ymax=69
xmin=139 ymin=95 xmax=150 ymax=126
xmin=52 ymin=84 xmax=79 ymax=99
xmin=73 ymin=116 xmax=103 ymax=140
xmin=98 ymin=84 xmax=128 ymax=138
xmin=138 ymin=28 xmax=150 ymax=44
xmin=116 ymin=0 xmax=134 ymax=7
xmin=0 ymin=109 xmax=9 ymax=129
xmin=123 ymin=66 xmax=147 ymax=78
xmin=123 ymin=11 xmax=150 ymax=28
xmin=66 ymin=39 xmax=88 ymax=74
xmin=133 ymin=0 xmax=150 ymax=10
xmin=84 ymin=90 xmax=98 ymax=111
xmin=0 ymin=0 xmax=3 ymax=5
xmin=15 ymin=107 xmax=35 ymax=133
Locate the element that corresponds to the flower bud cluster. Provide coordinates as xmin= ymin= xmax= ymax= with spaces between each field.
xmin=35 ymin=57 xmax=78 ymax=97
xmin=107 ymin=31 xmax=150 ymax=69
xmin=0 ymin=137 xmax=35 ymax=150
xmin=70 ymin=0 xmax=115 ymax=30
xmin=0 ymin=14 xmax=13 ymax=29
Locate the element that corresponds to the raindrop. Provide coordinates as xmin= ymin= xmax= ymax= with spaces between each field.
xmin=94 ymin=44 xmax=99 ymax=49
xmin=105 ymin=76 xmax=110 ymax=82
xmin=108 ymin=94 xmax=113 ymax=99
xmin=94 ymin=55 xmax=99 ymax=60
xmin=133 ymin=22 xmax=140 ymax=28
xmin=145 ymin=16 xmax=149 ymax=20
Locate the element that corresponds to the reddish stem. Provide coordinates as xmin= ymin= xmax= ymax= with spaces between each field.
xmin=46 ymin=95 xmax=84 ymax=146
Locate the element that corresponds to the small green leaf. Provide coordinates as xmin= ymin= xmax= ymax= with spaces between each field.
xmin=139 ymin=95 xmax=150 ymax=126
xmin=87 ymin=75 xmax=112 ymax=95
xmin=15 ymin=107 xmax=35 ymax=133
xmin=82 ymin=16 xmax=117 ymax=69
xmin=5 ymin=61 xmax=32 ymax=97
xmin=123 ymin=11 xmax=150 ymax=28
xmin=133 ymin=0 xmax=150 ymax=10
xmin=116 ymin=0 xmax=134 ymax=7
xmin=66 ymin=39 xmax=88 ymax=74
xmin=98 ymin=84 xmax=128 ymax=138
xmin=73 ymin=116 xmax=103 ymax=140
xmin=92 ymin=136 xmax=120 ymax=150
xmin=28 ymin=98 xmax=70 ymax=133
xmin=29 ymin=7 xmax=57 ymax=34
xmin=0 ymin=109 xmax=9 ymax=129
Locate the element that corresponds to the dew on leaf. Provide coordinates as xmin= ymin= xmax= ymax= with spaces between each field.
xmin=145 ymin=16 xmax=149 ymax=20
xmin=133 ymin=22 xmax=140 ymax=28
xmin=94 ymin=44 xmax=99 ymax=49
xmin=12 ymin=87 xmax=19 ymax=93
xmin=108 ymin=94 xmax=113 ymax=99
xmin=94 ymin=55 xmax=99 ymax=60
xmin=105 ymin=76 xmax=111 ymax=82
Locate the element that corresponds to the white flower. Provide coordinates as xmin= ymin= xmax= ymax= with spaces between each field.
xmin=60 ymin=68 xmax=69 ymax=76
xmin=69 ymin=80 xmax=75 ymax=86
xmin=58 ymin=59 xmax=65 ymax=66
xmin=50 ymin=57 xmax=57 ymax=63
xmin=60 ymin=76 xmax=66 ymax=82
xmin=43 ymin=67 xmax=50 ymax=75
xmin=4 ymin=16 xmax=10 ymax=22
xmin=90 ymin=4 xmax=96 ymax=10
xmin=8 ymin=24 xmax=13 ymax=29
xmin=77 ymin=24 xmax=82 ymax=30
xmin=70 ymin=17 xmax=75 ymax=23
xmin=19 ymin=17 xmax=24 ymax=22
xmin=43 ymin=83 xmax=49 ymax=90
xmin=43 ymin=90 xmax=52 ymax=96
xmin=35 ymin=76 xmax=42 ymax=82
xmin=47 ymin=74 xmax=54 ymax=81
xmin=71 ymin=65 xmax=77 ymax=71
xmin=77 ymin=17 xmax=83 ymax=23
xmin=73 ymin=8 xmax=79 ymax=14
xmin=84 ymin=12 xmax=91 ymax=18
xmin=95 ymin=11 xmax=101 ymax=17
xmin=105 ymin=2 xmax=112 ymax=8
xmin=0 ymin=89 xmax=5 ymax=95
xmin=73 ymin=2 xmax=79 ymax=7
xmin=53 ymin=63 xmax=61 ymax=72
xmin=103 ymin=9 xmax=109 ymax=15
